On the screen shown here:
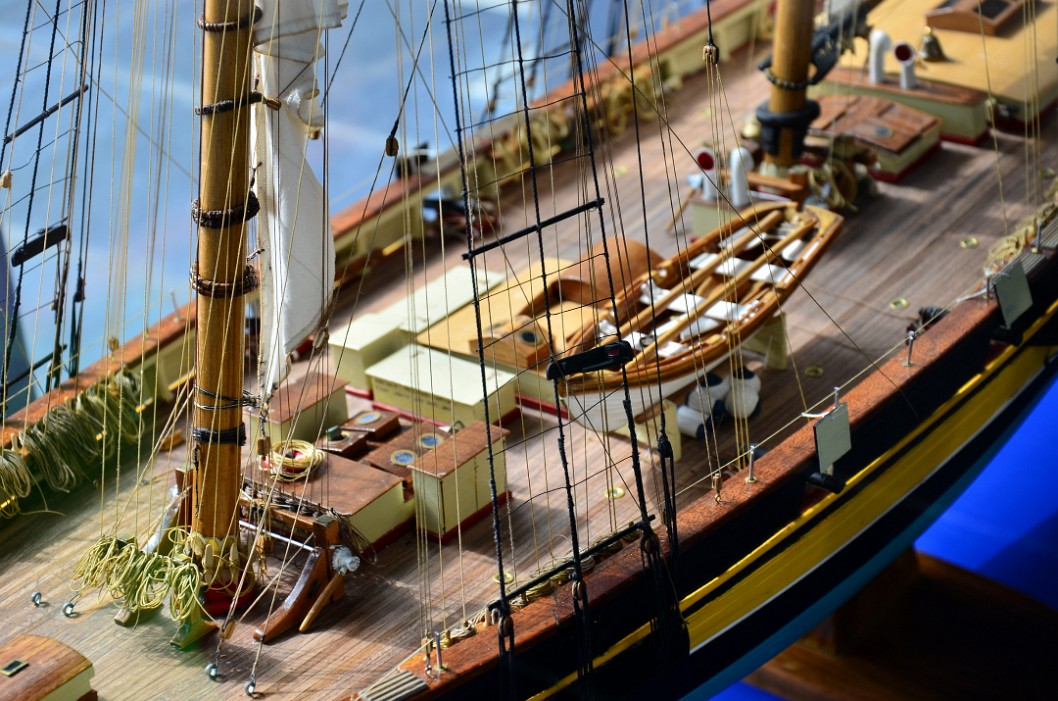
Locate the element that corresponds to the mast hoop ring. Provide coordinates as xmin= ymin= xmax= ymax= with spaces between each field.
xmin=197 ymin=6 xmax=262 ymax=33
xmin=192 ymin=423 xmax=247 ymax=446
xmin=192 ymin=190 xmax=260 ymax=228
xmin=191 ymin=263 xmax=259 ymax=299
xmin=760 ymin=67 xmax=810 ymax=92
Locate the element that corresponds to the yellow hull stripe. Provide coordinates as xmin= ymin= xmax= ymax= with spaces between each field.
xmin=530 ymin=297 xmax=1057 ymax=699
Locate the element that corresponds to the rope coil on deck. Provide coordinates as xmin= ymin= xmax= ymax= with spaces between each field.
xmin=268 ymin=440 xmax=325 ymax=482
xmin=2 ymin=371 xmax=141 ymax=517
xmin=72 ymin=534 xmax=204 ymax=622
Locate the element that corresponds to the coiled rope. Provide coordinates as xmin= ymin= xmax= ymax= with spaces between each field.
xmin=268 ymin=439 xmax=325 ymax=482
xmin=73 ymin=532 xmax=204 ymax=621
xmin=1 ymin=370 xmax=142 ymax=517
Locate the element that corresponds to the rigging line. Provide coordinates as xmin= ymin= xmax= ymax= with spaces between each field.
xmin=6 ymin=0 xmax=67 ymax=401
xmin=478 ymin=2 xmax=514 ymax=123
xmin=467 ymin=0 xmax=558 ymax=571
xmin=567 ymin=0 xmax=661 ymax=514
xmin=470 ymin=0 xmax=542 ymax=592
xmin=49 ymin=1 xmax=96 ymax=392
xmin=385 ymin=0 xmax=441 ymax=150
xmin=141 ymin=0 xmax=182 ymax=523
xmin=512 ymin=5 xmax=598 ymax=691
xmin=322 ymin=0 xmax=365 ymax=107
xmin=12 ymin=0 xmax=195 ymax=184
xmin=384 ymin=0 xmax=458 ymax=150
xmin=619 ymin=0 xmax=679 ymax=561
xmin=705 ymin=44 xmax=815 ymax=422
xmin=0 ymin=0 xmax=35 ymax=172
xmin=423 ymin=1 xmax=474 ymax=627
xmin=442 ymin=0 xmax=518 ymax=689
xmin=526 ymin=0 xmax=556 ymax=97
xmin=561 ymin=0 xmax=657 ymax=537
xmin=640 ymin=0 xmax=714 ymax=482
xmin=322 ymin=0 xmax=457 ymax=330
xmin=85 ymin=78 xmax=193 ymax=180
xmin=0 ymin=0 xmax=37 ymax=415
xmin=395 ymin=0 xmax=441 ymax=638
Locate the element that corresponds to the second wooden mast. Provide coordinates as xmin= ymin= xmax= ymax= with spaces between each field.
xmin=190 ymin=0 xmax=257 ymax=608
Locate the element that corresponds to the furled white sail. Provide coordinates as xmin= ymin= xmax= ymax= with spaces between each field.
xmin=252 ymin=0 xmax=348 ymax=396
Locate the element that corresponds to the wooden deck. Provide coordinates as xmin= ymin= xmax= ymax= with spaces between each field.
xmin=1 ymin=32 xmax=1056 ymax=701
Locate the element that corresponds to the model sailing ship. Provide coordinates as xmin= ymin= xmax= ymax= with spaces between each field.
xmin=0 ymin=0 xmax=1056 ymax=699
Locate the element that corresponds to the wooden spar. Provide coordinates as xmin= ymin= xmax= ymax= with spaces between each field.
xmin=760 ymin=0 xmax=817 ymax=170
xmin=191 ymin=1 xmax=253 ymax=550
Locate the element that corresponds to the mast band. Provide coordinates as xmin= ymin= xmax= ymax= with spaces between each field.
xmin=755 ymin=101 xmax=821 ymax=158
xmin=192 ymin=424 xmax=247 ymax=446
xmin=191 ymin=263 xmax=258 ymax=298
xmin=197 ymin=6 xmax=262 ymax=33
xmin=196 ymin=92 xmax=265 ymax=116
xmin=194 ymin=385 xmax=259 ymax=411
xmin=192 ymin=190 xmax=260 ymax=228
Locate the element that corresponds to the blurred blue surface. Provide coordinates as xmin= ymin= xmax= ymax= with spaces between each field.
xmin=696 ymin=372 xmax=1058 ymax=700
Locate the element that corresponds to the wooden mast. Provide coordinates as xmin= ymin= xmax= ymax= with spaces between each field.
xmin=758 ymin=0 xmax=819 ymax=172
xmin=190 ymin=0 xmax=255 ymax=592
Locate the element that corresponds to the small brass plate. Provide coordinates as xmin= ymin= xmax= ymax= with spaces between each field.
xmin=2 ymin=659 xmax=28 ymax=677
xmin=605 ymin=486 xmax=626 ymax=499
xmin=804 ymin=365 xmax=824 ymax=378
xmin=888 ymin=297 xmax=909 ymax=310
xmin=960 ymin=237 xmax=978 ymax=249
xmin=492 ymin=572 xmax=514 ymax=584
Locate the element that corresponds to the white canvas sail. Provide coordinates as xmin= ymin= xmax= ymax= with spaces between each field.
xmin=252 ymin=0 xmax=348 ymax=396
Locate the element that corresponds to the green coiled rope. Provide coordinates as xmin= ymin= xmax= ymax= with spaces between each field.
xmin=0 ymin=370 xmax=143 ymax=517
xmin=73 ymin=532 xmax=204 ymax=622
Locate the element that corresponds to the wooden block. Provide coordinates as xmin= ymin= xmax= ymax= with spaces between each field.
xmin=329 ymin=312 xmax=404 ymax=389
xmin=265 ymin=453 xmax=413 ymax=548
xmin=815 ymin=67 xmax=989 ymax=143
xmin=0 ymin=634 xmax=96 ymax=701
xmin=342 ymin=409 xmax=401 ymax=441
xmin=314 ymin=427 xmax=369 ymax=459
xmin=366 ymin=345 xmax=517 ymax=429
xmin=330 ymin=267 xmax=506 ymax=388
xmin=362 ymin=422 xmax=449 ymax=483
xmin=810 ymin=94 xmax=942 ymax=179
xmin=248 ymin=372 xmax=349 ymax=446
xmin=926 ymin=0 xmax=1021 ymax=36
xmin=410 ymin=421 xmax=510 ymax=538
